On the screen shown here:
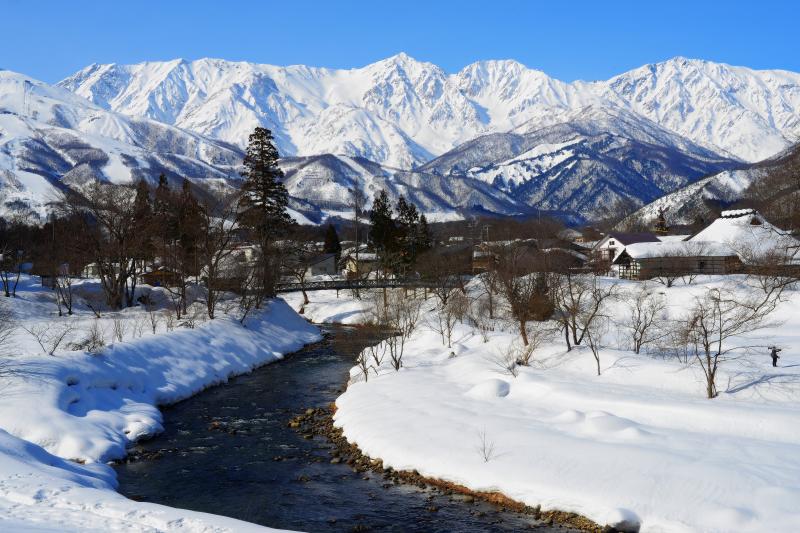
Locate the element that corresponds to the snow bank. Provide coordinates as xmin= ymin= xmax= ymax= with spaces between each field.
xmin=0 ymin=278 xmax=320 ymax=531
xmin=281 ymin=289 xmax=370 ymax=325
xmin=330 ymin=278 xmax=800 ymax=532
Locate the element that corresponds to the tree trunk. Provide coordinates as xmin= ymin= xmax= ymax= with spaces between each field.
xmin=519 ymin=320 xmax=529 ymax=346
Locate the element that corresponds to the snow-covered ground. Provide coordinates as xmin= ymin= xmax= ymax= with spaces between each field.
xmin=281 ymin=289 xmax=371 ymax=325
xmin=284 ymin=278 xmax=800 ymax=532
xmin=0 ymin=276 xmax=320 ymax=531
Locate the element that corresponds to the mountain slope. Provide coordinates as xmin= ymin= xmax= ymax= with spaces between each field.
xmin=0 ymin=69 xmax=245 ymax=220
xmin=281 ymin=154 xmax=530 ymax=223
xmin=59 ymin=55 xmax=800 ymax=167
xmin=420 ymin=106 xmax=738 ymax=220
xmin=0 ymin=69 xmax=533 ymax=223
xmin=625 ymin=143 xmax=800 ymax=227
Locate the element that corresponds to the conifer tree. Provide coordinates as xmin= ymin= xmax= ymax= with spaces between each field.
xmin=240 ymin=127 xmax=293 ymax=242
xmin=153 ymin=173 xmax=178 ymax=243
xmin=369 ymin=190 xmax=396 ymax=255
xmin=323 ymin=223 xmax=342 ymax=260
xmin=396 ymin=196 xmax=420 ymax=273
xmin=416 ymin=213 xmax=433 ymax=252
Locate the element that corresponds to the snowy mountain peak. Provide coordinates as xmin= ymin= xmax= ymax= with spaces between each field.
xmin=59 ymin=55 xmax=800 ymax=166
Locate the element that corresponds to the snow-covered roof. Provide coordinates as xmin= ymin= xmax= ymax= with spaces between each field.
xmin=720 ymin=208 xmax=756 ymax=218
xmin=656 ymin=235 xmax=690 ymax=243
xmin=614 ymin=241 xmax=736 ymax=262
xmin=595 ymin=232 xmax=660 ymax=249
xmin=690 ymin=212 xmax=800 ymax=264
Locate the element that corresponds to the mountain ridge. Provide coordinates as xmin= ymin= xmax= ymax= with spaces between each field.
xmin=59 ymin=54 xmax=800 ymax=167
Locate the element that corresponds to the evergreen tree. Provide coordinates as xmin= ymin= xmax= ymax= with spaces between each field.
xmin=177 ymin=179 xmax=202 ymax=275
xmin=153 ymin=173 xmax=177 ymax=242
xmin=323 ymin=223 xmax=342 ymax=260
xmin=240 ymin=127 xmax=293 ymax=242
xmin=396 ymin=196 xmax=420 ymax=272
xmin=416 ymin=213 xmax=433 ymax=252
xmin=368 ymin=190 xmax=397 ymax=271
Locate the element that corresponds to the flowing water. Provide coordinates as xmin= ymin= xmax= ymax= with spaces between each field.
xmin=114 ymin=325 xmax=571 ymax=532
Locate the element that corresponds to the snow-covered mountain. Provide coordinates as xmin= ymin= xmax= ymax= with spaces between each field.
xmin=281 ymin=154 xmax=531 ymax=223
xmin=0 ymin=69 xmax=530 ymax=223
xmin=60 ymin=55 xmax=800 ymax=167
xmin=0 ymin=69 xmax=243 ymax=220
xmin=419 ymin=105 xmax=738 ymax=218
xmin=626 ymin=143 xmax=800 ymax=227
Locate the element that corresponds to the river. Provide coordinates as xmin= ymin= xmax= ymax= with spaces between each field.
xmin=114 ymin=325 xmax=572 ymax=532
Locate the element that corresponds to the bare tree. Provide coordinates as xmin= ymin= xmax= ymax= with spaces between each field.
xmin=552 ymin=273 xmax=617 ymax=351
xmin=372 ymin=290 xmax=422 ymax=370
xmin=54 ymin=265 xmax=75 ymax=315
xmin=475 ymin=270 xmax=499 ymax=319
xmin=468 ymin=296 xmax=495 ymax=343
xmin=585 ymin=315 xmax=609 ymax=376
xmin=354 ymin=349 xmax=373 ymax=383
xmin=621 ymin=284 xmax=667 ymax=354
xmin=111 ymin=317 xmax=127 ymax=342
xmin=494 ymin=244 xmax=554 ymax=346
xmin=197 ymin=191 xmax=242 ymax=319
xmin=60 ymin=183 xmax=140 ymax=309
xmin=282 ymin=240 xmax=317 ymax=306
xmin=70 ymin=321 xmax=106 ymax=354
xmin=426 ymin=296 xmax=459 ymax=348
xmin=23 ymin=322 xmax=75 ymax=356
xmin=475 ymin=427 xmax=496 ymax=463
xmin=0 ymin=303 xmax=15 ymax=357
xmin=680 ymin=281 xmax=787 ymax=398
xmin=0 ymin=246 xmax=25 ymax=298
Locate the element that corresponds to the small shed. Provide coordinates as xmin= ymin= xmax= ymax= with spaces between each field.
xmin=142 ymin=267 xmax=182 ymax=287
xmin=308 ymin=253 xmax=337 ymax=277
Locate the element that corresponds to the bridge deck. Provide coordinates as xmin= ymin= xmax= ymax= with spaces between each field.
xmin=275 ymin=278 xmax=460 ymax=293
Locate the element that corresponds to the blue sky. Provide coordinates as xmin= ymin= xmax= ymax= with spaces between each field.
xmin=2 ymin=0 xmax=799 ymax=83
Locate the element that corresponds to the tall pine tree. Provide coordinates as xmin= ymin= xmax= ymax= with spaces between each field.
xmin=416 ymin=213 xmax=432 ymax=252
xmin=323 ymin=223 xmax=342 ymax=260
xmin=396 ymin=195 xmax=420 ymax=273
xmin=368 ymin=190 xmax=397 ymax=272
xmin=240 ymin=127 xmax=293 ymax=243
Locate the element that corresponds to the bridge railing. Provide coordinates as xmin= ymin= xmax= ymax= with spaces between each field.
xmin=275 ymin=277 xmax=461 ymax=293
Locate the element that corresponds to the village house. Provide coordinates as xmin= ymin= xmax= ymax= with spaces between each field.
xmin=307 ymin=253 xmax=338 ymax=278
xmin=472 ymin=243 xmax=496 ymax=273
xmin=340 ymin=245 xmax=378 ymax=278
xmin=613 ymin=241 xmax=742 ymax=279
xmin=613 ymin=209 xmax=800 ymax=280
xmin=591 ymin=232 xmax=660 ymax=264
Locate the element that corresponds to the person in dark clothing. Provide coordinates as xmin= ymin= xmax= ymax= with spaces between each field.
xmin=770 ymin=347 xmax=782 ymax=367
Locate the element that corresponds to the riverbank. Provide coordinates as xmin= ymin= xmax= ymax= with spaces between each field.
xmin=0 ymin=276 xmax=320 ymax=531
xmin=283 ymin=281 xmax=800 ymax=532
xmin=290 ymin=405 xmax=600 ymax=532
xmin=112 ymin=325 xmax=567 ymax=532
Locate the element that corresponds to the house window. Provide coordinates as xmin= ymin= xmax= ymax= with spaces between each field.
xmin=609 ymin=240 xmax=615 ymax=246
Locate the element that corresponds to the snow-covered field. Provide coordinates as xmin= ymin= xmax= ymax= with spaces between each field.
xmin=284 ymin=278 xmax=800 ymax=532
xmin=0 ymin=276 xmax=320 ymax=532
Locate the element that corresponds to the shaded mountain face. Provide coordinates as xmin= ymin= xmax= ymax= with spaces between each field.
xmin=60 ymin=55 xmax=800 ymax=168
xmin=0 ymin=69 xmax=242 ymax=220
xmin=279 ymin=154 xmax=530 ymax=224
xmin=625 ymin=144 xmax=800 ymax=228
xmin=419 ymin=106 xmax=739 ymax=221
